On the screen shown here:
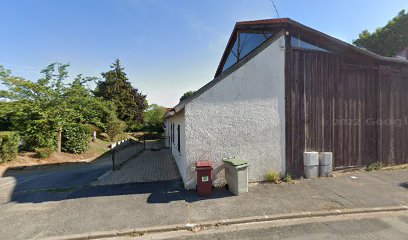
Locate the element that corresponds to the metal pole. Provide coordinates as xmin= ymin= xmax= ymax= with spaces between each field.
xmin=112 ymin=149 xmax=115 ymax=171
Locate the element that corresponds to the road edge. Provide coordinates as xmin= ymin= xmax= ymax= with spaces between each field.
xmin=44 ymin=205 xmax=408 ymax=240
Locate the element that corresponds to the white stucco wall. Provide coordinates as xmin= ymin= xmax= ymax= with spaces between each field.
xmin=163 ymin=119 xmax=170 ymax=147
xmin=183 ymin=36 xmax=286 ymax=189
xmin=168 ymin=110 xmax=187 ymax=183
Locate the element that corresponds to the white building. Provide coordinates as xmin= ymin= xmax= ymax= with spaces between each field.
xmin=164 ymin=18 xmax=408 ymax=189
xmin=164 ymin=20 xmax=286 ymax=189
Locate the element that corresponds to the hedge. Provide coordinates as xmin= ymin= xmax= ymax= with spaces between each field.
xmin=0 ymin=131 xmax=20 ymax=163
xmin=62 ymin=123 xmax=91 ymax=154
xmin=34 ymin=147 xmax=54 ymax=159
xmin=106 ymin=118 xmax=127 ymax=140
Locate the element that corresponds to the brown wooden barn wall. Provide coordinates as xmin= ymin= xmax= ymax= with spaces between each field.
xmin=285 ymin=48 xmax=408 ymax=175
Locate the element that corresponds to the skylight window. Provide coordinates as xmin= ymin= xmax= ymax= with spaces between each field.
xmin=291 ymin=35 xmax=329 ymax=52
xmin=222 ymin=32 xmax=273 ymax=72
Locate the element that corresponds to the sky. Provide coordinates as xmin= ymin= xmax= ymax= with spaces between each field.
xmin=1 ymin=0 xmax=407 ymax=107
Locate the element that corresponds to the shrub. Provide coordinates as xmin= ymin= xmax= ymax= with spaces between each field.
xmin=143 ymin=132 xmax=162 ymax=140
xmin=106 ymin=118 xmax=127 ymax=140
xmin=366 ymin=161 xmax=383 ymax=171
xmin=20 ymin=122 xmax=57 ymax=150
xmin=0 ymin=131 xmax=20 ymax=163
xmin=283 ymin=173 xmax=294 ymax=183
xmin=62 ymin=123 xmax=91 ymax=154
xmin=84 ymin=124 xmax=101 ymax=135
xmin=112 ymin=133 xmax=130 ymax=142
xmin=34 ymin=147 xmax=54 ymax=158
xmin=265 ymin=170 xmax=281 ymax=184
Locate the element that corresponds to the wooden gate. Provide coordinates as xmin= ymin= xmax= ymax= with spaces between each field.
xmin=285 ymin=49 xmax=408 ymax=174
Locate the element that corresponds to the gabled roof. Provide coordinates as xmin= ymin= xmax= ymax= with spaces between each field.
xmin=215 ymin=18 xmax=408 ymax=77
xmin=166 ymin=18 xmax=408 ymax=118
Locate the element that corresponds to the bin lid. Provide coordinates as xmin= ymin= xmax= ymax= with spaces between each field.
xmin=223 ymin=158 xmax=247 ymax=166
xmin=196 ymin=160 xmax=212 ymax=168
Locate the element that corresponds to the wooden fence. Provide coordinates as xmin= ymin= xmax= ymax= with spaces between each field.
xmin=285 ymin=48 xmax=408 ymax=174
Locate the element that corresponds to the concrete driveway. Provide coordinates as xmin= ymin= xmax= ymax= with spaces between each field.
xmin=95 ymin=148 xmax=180 ymax=186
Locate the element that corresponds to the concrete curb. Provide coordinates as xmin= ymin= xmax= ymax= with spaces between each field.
xmin=44 ymin=205 xmax=408 ymax=240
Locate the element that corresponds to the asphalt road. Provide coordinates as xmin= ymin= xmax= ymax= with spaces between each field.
xmin=0 ymin=154 xmax=112 ymax=203
xmin=118 ymin=211 xmax=408 ymax=240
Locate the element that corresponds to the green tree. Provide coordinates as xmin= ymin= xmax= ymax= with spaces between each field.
xmin=144 ymin=104 xmax=166 ymax=132
xmin=0 ymin=63 xmax=117 ymax=152
xmin=0 ymin=101 xmax=14 ymax=131
xmin=353 ymin=10 xmax=408 ymax=57
xmin=95 ymin=59 xmax=147 ymax=130
xmin=179 ymin=90 xmax=195 ymax=102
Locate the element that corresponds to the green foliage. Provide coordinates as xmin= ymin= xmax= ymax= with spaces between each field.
xmin=130 ymin=122 xmax=144 ymax=132
xmin=353 ymin=10 xmax=408 ymax=56
xmin=112 ymin=133 xmax=130 ymax=142
xmin=13 ymin=114 xmax=58 ymax=149
xmin=34 ymin=147 xmax=54 ymax=159
xmin=62 ymin=123 xmax=91 ymax=154
xmin=366 ymin=161 xmax=383 ymax=171
xmin=265 ymin=170 xmax=281 ymax=184
xmin=179 ymin=91 xmax=195 ymax=102
xmin=95 ymin=59 xmax=147 ymax=129
xmin=0 ymin=63 xmax=118 ymax=151
xmin=0 ymin=102 xmax=14 ymax=131
xmin=144 ymin=104 xmax=166 ymax=133
xmin=0 ymin=131 xmax=20 ymax=163
xmin=106 ymin=116 xmax=127 ymax=140
xmin=283 ymin=173 xmax=294 ymax=183
xmin=83 ymin=124 xmax=101 ymax=136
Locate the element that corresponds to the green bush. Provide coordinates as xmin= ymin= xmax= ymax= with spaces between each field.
xmin=112 ymin=133 xmax=130 ymax=142
xmin=84 ymin=124 xmax=101 ymax=135
xmin=143 ymin=132 xmax=162 ymax=140
xmin=283 ymin=173 xmax=294 ymax=183
xmin=19 ymin=121 xmax=57 ymax=150
xmin=62 ymin=123 xmax=91 ymax=154
xmin=34 ymin=147 xmax=54 ymax=158
xmin=265 ymin=170 xmax=281 ymax=184
xmin=0 ymin=131 xmax=20 ymax=163
xmin=366 ymin=161 xmax=383 ymax=171
xmin=106 ymin=118 xmax=127 ymax=140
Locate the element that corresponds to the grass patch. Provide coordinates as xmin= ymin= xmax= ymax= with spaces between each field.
xmin=265 ymin=170 xmax=281 ymax=184
xmin=366 ymin=161 xmax=383 ymax=171
xmin=283 ymin=173 xmax=294 ymax=183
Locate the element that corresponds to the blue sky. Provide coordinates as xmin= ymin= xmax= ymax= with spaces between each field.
xmin=1 ymin=0 xmax=407 ymax=107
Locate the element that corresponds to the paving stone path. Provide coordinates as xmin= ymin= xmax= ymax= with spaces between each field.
xmin=95 ymin=148 xmax=180 ymax=185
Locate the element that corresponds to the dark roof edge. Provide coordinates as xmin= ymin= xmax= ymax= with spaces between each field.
xmin=214 ymin=18 xmax=407 ymax=78
xmin=214 ymin=18 xmax=290 ymax=77
xmin=166 ymin=31 xmax=285 ymax=118
xmin=287 ymin=19 xmax=408 ymax=65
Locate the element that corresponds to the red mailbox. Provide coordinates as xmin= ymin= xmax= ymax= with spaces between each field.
xmin=195 ymin=160 xmax=213 ymax=197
